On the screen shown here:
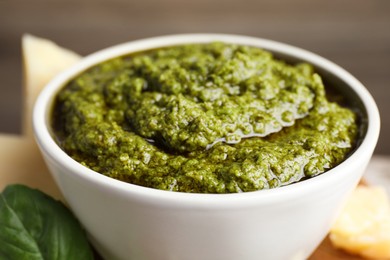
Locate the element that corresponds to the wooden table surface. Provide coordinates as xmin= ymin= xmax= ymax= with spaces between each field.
xmin=0 ymin=0 xmax=389 ymax=154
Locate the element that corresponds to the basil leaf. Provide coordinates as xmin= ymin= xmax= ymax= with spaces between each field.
xmin=0 ymin=185 xmax=93 ymax=260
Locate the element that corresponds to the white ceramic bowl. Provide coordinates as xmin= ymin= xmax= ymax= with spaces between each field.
xmin=33 ymin=34 xmax=380 ymax=260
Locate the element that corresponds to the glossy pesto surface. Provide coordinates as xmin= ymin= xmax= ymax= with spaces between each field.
xmin=52 ymin=43 xmax=358 ymax=193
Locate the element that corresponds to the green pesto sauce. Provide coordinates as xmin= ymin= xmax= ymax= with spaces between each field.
xmin=52 ymin=42 xmax=358 ymax=193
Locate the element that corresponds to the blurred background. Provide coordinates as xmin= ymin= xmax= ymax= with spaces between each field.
xmin=0 ymin=0 xmax=389 ymax=153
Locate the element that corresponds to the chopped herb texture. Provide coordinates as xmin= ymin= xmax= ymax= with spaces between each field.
xmin=52 ymin=43 xmax=358 ymax=193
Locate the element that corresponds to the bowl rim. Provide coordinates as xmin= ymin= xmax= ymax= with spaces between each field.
xmin=33 ymin=33 xmax=380 ymax=207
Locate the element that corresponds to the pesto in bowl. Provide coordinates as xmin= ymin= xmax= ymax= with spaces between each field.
xmin=52 ymin=42 xmax=358 ymax=193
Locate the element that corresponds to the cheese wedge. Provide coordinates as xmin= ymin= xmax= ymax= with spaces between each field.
xmin=330 ymin=186 xmax=390 ymax=259
xmin=0 ymin=35 xmax=81 ymax=199
xmin=22 ymin=34 xmax=81 ymax=137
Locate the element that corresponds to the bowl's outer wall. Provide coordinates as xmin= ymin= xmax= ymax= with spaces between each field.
xmin=42 ymin=150 xmax=369 ymax=260
xmin=34 ymin=34 xmax=380 ymax=260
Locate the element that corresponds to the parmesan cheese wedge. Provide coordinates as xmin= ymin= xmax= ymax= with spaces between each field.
xmin=330 ymin=186 xmax=390 ymax=259
xmin=22 ymin=34 xmax=81 ymax=137
xmin=0 ymin=34 xmax=81 ymax=199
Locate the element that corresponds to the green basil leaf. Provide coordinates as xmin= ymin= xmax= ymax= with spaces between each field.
xmin=0 ymin=184 xmax=93 ymax=260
